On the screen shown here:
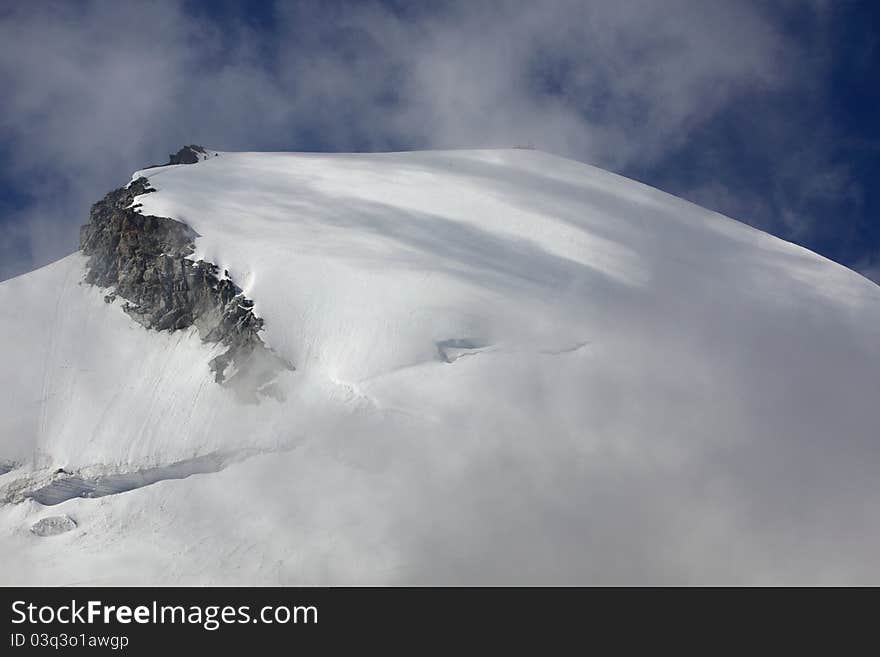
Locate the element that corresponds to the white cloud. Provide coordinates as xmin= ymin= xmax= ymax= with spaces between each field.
xmin=0 ymin=0 xmax=825 ymax=279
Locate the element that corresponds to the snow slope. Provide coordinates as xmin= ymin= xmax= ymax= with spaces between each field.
xmin=1 ymin=149 xmax=879 ymax=584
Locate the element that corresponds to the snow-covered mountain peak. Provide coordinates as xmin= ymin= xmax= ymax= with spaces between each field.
xmin=1 ymin=148 xmax=879 ymax=584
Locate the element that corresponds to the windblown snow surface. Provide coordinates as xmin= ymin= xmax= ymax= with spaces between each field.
xmin=1 ymin=149 xmax=879 ymax=584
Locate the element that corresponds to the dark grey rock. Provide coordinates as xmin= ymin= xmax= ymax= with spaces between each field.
xmin=169 ymin=144 xmax=208 ymax=165
xmin=80 ymin=176 xmax=293 ymax=392
xmin=142 ymin=144 xmax=215 ymax=170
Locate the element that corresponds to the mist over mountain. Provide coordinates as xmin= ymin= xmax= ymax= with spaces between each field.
xmin=0 ymin=148 xmax=878 ymax=584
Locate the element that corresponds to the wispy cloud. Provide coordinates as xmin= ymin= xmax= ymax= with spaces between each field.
xmin=0 ymin=0 xmax=857 ymax=280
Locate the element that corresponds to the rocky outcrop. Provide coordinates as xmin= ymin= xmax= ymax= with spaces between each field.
xmin=141 ymin=144 xmax=213 ymax=170
xmin=79 ymin=172 xmax=292 ymax=393
xmin=169 ymin=144 xmax=209 ymax=165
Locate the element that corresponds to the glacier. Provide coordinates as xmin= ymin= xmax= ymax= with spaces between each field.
xmin=0 ymin=148 xmax=878 ymax=584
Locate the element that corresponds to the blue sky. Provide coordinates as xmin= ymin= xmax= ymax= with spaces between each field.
xmin=0 ymin=0 xmax=878 ymax=283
